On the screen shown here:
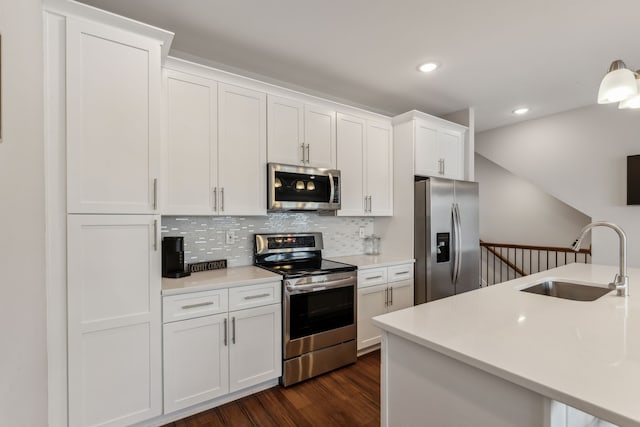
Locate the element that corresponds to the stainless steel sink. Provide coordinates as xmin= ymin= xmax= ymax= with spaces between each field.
xmin=520 ymin=280 xmax=611 ymax=301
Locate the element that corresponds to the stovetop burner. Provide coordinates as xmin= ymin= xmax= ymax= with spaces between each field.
xmin=254 ymin=232 xmax=356 ymax=278
xmin=257 ymin=258 xmax=356 ymax=279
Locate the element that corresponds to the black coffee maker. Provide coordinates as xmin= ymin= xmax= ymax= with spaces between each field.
xmin=162 ymin=236 xmax=191 ymax=278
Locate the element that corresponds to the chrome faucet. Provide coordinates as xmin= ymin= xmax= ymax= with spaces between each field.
xmin=571 ymin=221 xmax=629 ymax=297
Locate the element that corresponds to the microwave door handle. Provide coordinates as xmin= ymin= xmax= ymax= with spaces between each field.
xmin=328 ymin=172 xmax=335 ymax=205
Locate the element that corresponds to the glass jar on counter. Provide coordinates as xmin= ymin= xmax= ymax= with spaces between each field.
xmin=364 ymin=234 xmax=381 ymax=255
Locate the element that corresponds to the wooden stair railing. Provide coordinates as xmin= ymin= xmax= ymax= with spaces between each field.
xmin=479 ymin=240 xmax=592 ymax=286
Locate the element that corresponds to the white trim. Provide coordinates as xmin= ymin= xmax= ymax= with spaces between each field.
xmin=392 ymin=109 xmax=469 ymax=131
xmin=43 ymin=9 xmax=69 ymax=427
xmin=131 ymin=379 xmax=278 ymax=427
xmin=165 ymin=55 xmax=393 ymax=124
xmin=43 ymin=0 xmax=174 ymax=63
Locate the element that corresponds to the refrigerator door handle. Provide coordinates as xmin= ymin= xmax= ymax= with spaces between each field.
xmin=452 ymin=203 xmax=462 ymax=286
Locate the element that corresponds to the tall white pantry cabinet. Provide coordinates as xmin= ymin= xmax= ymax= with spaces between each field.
xmin=44 ymin=2 xmax=173 ymax=426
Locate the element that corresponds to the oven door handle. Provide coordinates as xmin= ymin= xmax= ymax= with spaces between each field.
xmin=286 ymin=277 xmax=355 ymax=293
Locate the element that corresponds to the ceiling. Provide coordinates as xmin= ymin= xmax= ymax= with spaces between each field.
xmin=76 ymin=0 xmax=640 ymax=131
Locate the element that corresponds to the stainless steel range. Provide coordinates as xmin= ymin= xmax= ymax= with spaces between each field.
xmin=254 ymin=232 xmax=357 ymax=387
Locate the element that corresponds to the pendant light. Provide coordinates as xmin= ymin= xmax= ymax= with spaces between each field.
xmin=597 ymin=60 xmax=638 ymax=104
xmin=618 ymin=71 xmax=640 ymax=109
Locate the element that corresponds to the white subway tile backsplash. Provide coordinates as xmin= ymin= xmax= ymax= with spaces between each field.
xmin=161 ymin=213 xmax=373 ymax=267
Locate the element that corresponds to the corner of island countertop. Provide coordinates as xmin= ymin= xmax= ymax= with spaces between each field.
xmin=371 ymin=263 xmax=640 ymax=427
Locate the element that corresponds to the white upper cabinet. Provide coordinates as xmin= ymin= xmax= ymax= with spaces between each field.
xmin=218 ymin=83 xmax=267 ymax=216
xmin=163 ymin=70 xmax=217 ymax=215
xmin=365 ymin=120 xmax=393 ymax=216
xmin=267 ymin=95 xmax=336 ymax=168
xmin=304 ymin=104 xmax=336 ymax=168
xmin=66 ymin=18 xmax=161 ymax=214
xmin=413 ymin=116 xmax=465 ymax=180
xmin=267 ymin=95 xmax=304 ymax=166
xmin=162 ymin=70 xmax=267 ymax=216
xmin=337 ymin=113 xmax=393 ymax=216
xmin=337 ymin=113 xmax=366 ymax=216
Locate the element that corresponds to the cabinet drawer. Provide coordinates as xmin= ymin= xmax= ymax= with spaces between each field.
xmin=388 ymin=264 xmax=414 ymax=283
xmin=163 ymin=289 xmax=228 ymax=323
xmin=229 ymin=281 xmax=281 ymax=311
xmin=358 ymin=268 xmax=387 ymax=288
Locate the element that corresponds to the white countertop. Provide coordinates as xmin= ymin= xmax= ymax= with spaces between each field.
xmin=328 ymin=254 xmax=415 ymax=269
xmin=372 ymin=263 xmax=640 ymax=427
xmin=162 ymin=265 xmax=281 ymax=295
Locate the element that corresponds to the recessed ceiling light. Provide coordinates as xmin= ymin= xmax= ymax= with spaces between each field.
xmin=512 ymin=107 xmax=530 ymax=115
xmin=418 ymin=62 xmax=439 ymax=73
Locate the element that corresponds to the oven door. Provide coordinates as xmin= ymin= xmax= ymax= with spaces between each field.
xmin=268 ymin=163 xmax=340 ymax=211
xmin=283 ymin=272 xmax=356 ymax=359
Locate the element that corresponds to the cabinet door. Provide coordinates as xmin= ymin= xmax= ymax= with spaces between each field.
xmin=267 ymin=95 xmax=304 ymax=165
xmin=440 ymin=129 xmax=464 ymax=180
xmin=229 ymin=304 xmax=282 ymax=392
xmin=357 ymin=284 xmax=387 ymax=351
xmin=337 ymin=113 xmax=366 ymax=216
xmin=414 ymin=119 xmax=441 ymax=177
xmin=163 ymin=70 xmax=218 ymax=215
xmin=388 ymin=279 xmax=414 ymax=312
xmin=218 ymin=83 xmax=267 ymax=216
xmin=67 ymin=215 xmax=161 ymax=427
xmin=66 ymin=19 xmax=161 ymax=214
xmin=305 ymin=104 xmax=336 ymax=168
xmin=163 ymin=313 xmax=230 ymax=412
xmin=366 ymin=121 xmax=393 ymax=216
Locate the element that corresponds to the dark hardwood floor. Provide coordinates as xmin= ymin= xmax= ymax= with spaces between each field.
xmin=164 ymin=351 xmax=381 ymax=427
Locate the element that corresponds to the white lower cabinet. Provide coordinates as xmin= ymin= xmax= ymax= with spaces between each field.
xmin=357 ymin=264 xmax=414 ymax=352
xmin=67 ymin=214 xmax=162 ymax=427
xmin=229 ymin=304 xmax=281 ymax=392
xmin=163 ymin=313 xmax=230 ymax=413
xmin=162 ymin=282 xmax=281 ymax=413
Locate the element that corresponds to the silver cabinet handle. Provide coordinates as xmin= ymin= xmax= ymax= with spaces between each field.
xmin=153 ymin=220 xmax=158 ymax=251
xmin=385 ymin=287 xmax=389 ymax=307
xmin=394 ymin=271 xmax=409 ymax=275
xmin=153 ymin=178 xmax=158 ymax=210
xmin=369 ymin=195 xmax=372 ymax=213
xmin=306 ymin=144 xmax=310 ymax=164
xmin=231 ymin=317 xmax=236 ymax=344
xmin=221 ymin=187 xmax=225 ymax=212
xmin=301 ymin=143 xmax=306 ymax=163
xmin=364 ymin=196 xmax=368 ymax=212
xmin=181 ymin=301 xmax=214 ymax=310
xmin=213 ymin=187 xmax=217 ymax=211
xmin=366 ymin=275 xmax=383 ymax=280
xmin=442 ymin=158 xmax=446 ymax=175
xmin=390 ymin=286 xmax=393 ymax=306
xmin=244 ymin=293 xmax=270 ymax=300
xmin=223 ymin=318 xmax=228 ymax=346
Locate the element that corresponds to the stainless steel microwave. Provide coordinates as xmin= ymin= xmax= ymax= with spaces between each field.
xmin=267 ymin=163 xmax=341 ymax=211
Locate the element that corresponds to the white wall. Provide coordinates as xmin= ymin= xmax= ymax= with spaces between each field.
xmin=476 ymin=104 xmax=640 ymax=268
xmin=475 ymin=153 xmax=591 ymax=247
xmin=0 ymin=0 xmax=48 ymax=426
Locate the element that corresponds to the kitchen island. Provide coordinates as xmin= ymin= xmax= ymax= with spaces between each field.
xmin=372 ymin=263 xmax=640 ymax=427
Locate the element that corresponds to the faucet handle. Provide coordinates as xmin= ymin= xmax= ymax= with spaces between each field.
xmin=608 ymin=274 xmax=629 ymax=296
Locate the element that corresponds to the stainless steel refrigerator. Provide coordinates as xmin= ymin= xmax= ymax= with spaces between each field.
xmin=415 ymin=177 xmax=480 ymax=304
